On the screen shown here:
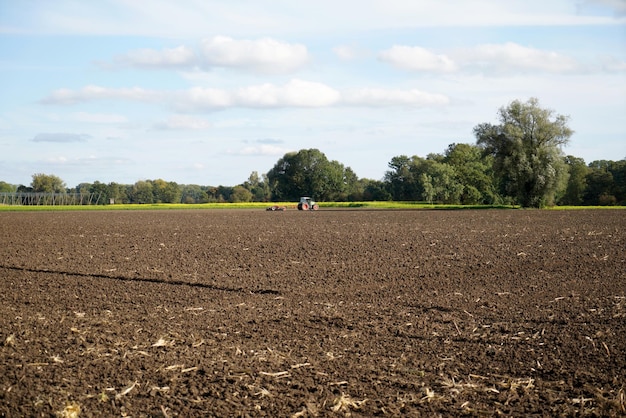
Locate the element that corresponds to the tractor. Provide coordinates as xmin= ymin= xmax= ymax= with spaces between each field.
xmin=297 ymin=196 xmax=319 ymax=211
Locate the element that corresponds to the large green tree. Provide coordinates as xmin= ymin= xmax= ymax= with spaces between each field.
xmin=341 ymin=167 xmax=362 ymax=201
xmin=31 ymin=173 xmax=66 ymax=193
xmin=560 ymin=155 xmax=589 ymax=205
xmin=419 ymin=159 xmax=464 ymax=204
xmin=384 ymin=155 xmax=419 ymax=201
xmin=130 ymin=180 xmax=154 ymax=204
xmin=230 ymin=185 xmax=253 ymax=203
xmin=384 ymin=154 xmax=465 ymax=203
xmin=88 ymin=181 xmax=110 ymax=205
xmin=360 ymin=179 xmax=391 ymax=201
xmin=180 ymin=184 xmax=209 ymax=204
xmin=152 ymin=179 xmax=181 ymax=203
xmin=609 ymin=159 xmax=626 ymax=205
xmin=474 ymin=98 xmax=573 ymax=207
xmin=584 ymin=159 xmax=626 ymax=205
xmin=0 ymin=181 xmax=16 ymax=193
xmin=243 ymin=171 xmax=271 ymax=202
xmin=266 ymin=149 xmax=352 ymax=201
xmin=442 ymin=143 xmax=499 ymax=204
xmin=108 ymin=182 xmax=129 ymax=204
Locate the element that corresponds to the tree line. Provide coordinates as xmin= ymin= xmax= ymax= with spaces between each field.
xmin=1 ymin=98 xmax=624 ymax=207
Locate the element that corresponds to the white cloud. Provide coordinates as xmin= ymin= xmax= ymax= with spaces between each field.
xmin=579 ymin=0 xmax=626 ymax=16
xmin=71 ymin=112 xmax=128 ymax=124
xmin=379 ymin=46 xmax=458 ymax=73
xmin=154 ymin=115 xmax=211 ymax=130
xmin=235 ymin=79 xmax=341 ymax=108
xmin=178 ymin=87 xmax=234 ymax=110
xmin=32 ymin=133 xmax=91 ymax=143
xmin=333 ymin=45 xmax=356 ymax=61
xmin=41 ymin=80 xmax=451 ymax=111
xmin=46 ymin=156 xmax=69 ymax=163
xmin=254 ymin=138 xmax=284 ymax=144
xmin=107 ymin=36 xmax=308 ymax=73
xmin=235 ymin=144 xmax=292 ymax=156
xmin=379 ymin=42 xmax=583 ymax=75
xmin=600 ymin=55 xmax=626 ymax=72
xmin=174 ymin=80 xmax=341 ymax=110
xmin=343 ymin=88 xmax=450 ymax=107
xmin=41 ymin=85 xmax=160 ymax=105
xmin=211 ymin=118 xmax=260 ymax=129
xmin=42 ymin=154 xmax=131 ymax=168
xmin=200 ymin=36 xmax=309 ymax=74
xmin=458 ymin=42 xmax=580 ymax=73
xmin=115 ymin=45 xmax=195 ymax=68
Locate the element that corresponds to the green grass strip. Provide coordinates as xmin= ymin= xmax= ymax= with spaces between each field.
xmin=2 ymin=201 xmax=624 ymax=212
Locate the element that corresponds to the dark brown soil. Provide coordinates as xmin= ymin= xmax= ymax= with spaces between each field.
xmin=1 ymin=209 xmax=625 ymax=417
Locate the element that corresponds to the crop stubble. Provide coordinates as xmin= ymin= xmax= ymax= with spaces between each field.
xmin=0 ymin=209 xmax=624 ymax=416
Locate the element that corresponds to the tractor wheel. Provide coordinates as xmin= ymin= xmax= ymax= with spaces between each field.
xmin=312 ymin=204 xmax=319 ymax=210
xmin=297 ymin=203 xmax=303 ymax=210
xmin=301 ymin=203 xmax=309 ymax=210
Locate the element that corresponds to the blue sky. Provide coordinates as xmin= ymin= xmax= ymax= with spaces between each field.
xmin=1 ymin=0 xmax=625 ymax=188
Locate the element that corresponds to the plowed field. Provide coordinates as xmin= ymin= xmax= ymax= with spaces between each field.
xmin=1 ymin=209 xmax=625 ymax=417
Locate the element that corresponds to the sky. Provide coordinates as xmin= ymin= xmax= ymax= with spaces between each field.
xmin=1 ymin=0 xmax=625 ymax=188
